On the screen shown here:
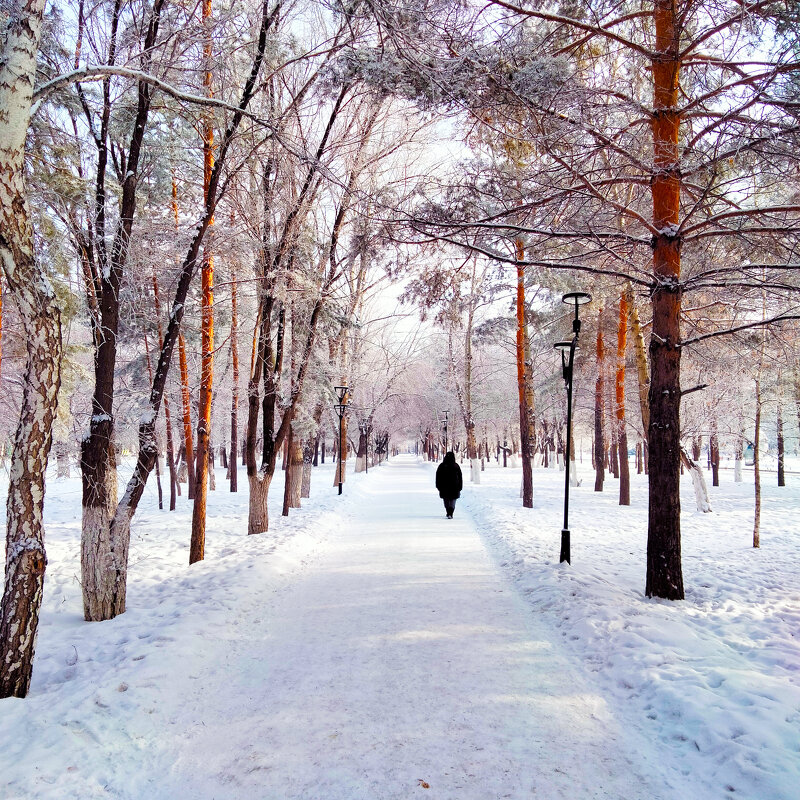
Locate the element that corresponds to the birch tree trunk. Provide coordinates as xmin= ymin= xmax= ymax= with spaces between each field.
xmin=0 ymin=0 xmax=63 ymax=698
xmin=680 ymin=448 xmax=712 ymax=513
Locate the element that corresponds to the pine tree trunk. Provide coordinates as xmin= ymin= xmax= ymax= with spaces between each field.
xmin=646 ymin=0 xmax=684 ymax=600
xmin=229 ymin=260 xmax=239 ymax=492
xmin=616 ymin=291 xmax=630 ymax=505
xmin=0 ymin=0 xmax=62 ymax=697
xmin=594 ymin=307 xmax=605 ymax=492
xmin=515 ymin=241 xmax=533 ymax=507
xmin=190 ymin=0 xmax=215 ymax=564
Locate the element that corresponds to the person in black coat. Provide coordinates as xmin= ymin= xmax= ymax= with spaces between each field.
xmin=435 ymin=451 xmax=463 ymax=518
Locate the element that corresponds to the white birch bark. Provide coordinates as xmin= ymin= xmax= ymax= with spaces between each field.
xmin=680 ymin=449 xmax=712 ymax=513
xmin=470 ymin=458 xmax=480 ymax=484
xmin=0 ymin=0 xmax=63 ymax=698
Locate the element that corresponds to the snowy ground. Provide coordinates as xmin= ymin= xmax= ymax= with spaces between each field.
xmin=0 ymin=453 xmax=798 ymax=799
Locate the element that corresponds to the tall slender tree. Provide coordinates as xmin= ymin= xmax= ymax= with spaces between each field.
xmin=190 ymin=0 xmax=216 ymax=565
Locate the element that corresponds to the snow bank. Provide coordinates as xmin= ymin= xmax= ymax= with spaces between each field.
xmin=458 ymin=458 xmax=800 ymax=800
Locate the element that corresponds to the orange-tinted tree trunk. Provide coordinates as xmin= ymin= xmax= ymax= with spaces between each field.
xmin=229 ymin=259 xmax=239 ymax=492
xmin=190 ymin=0 xmax=215 ymax=564
xmin=515 ymin=239 xmax=533 ymax=507
xmin=646 ymin=0 xmax=684 ymax=599
xmin=616 ymin=291 xmax=630 ymax=505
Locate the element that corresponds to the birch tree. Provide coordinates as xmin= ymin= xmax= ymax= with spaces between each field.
xmin=0 ymin=0 xmax=63 ymax=698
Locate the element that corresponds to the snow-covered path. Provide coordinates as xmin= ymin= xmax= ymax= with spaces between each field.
xmin=140 ymin=456 xmax=671 ymax=799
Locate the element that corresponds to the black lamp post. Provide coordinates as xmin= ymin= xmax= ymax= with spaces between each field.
xmin=554 ymin=291 xmax=592 ymax=564
xmin=334 ymin=385 xmax=349 ymax=495
xmin=441 ymin=410 xmax=449 ymax=455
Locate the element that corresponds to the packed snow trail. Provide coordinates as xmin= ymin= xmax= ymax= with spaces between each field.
xmin=146 ymin=456 xmax=671 ymax=799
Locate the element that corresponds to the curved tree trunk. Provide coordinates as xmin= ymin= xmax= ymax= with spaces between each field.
xmin=680 ymin=448 xmax=712 ymax=513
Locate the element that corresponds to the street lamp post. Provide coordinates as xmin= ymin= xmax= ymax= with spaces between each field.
xmin=334 ymin=385 xmax=349 ymax=495
xmin=554 ymin=291 xmax=592 ymax=564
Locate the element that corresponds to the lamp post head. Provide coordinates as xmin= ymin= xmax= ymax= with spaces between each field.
xmin=562 ymin=291 xmax=592 ymax=308
xmin=562 ymin=291 xmax=592 ymax=334
xmin=554 ymin=340 xmax=575 ymax=383
xmin=334 ymin=402 xmax=347 ymax=418
xmin=334 ymin=385 xmax=349 ymax=404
